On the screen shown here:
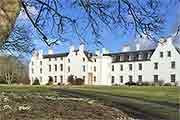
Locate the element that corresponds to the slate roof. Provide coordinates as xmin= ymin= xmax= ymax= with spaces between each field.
xmin=43 ymin=50 xmax=95 ymax=62
xmin=103 ymin=49 xmax=155 ymax=63
xmin=43 ymin=53 xmax=69 ymax=58
xmin=176 ymin=47 xmax=180 ymax=54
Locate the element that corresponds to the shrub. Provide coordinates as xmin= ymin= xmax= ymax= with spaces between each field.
xmin=75 ymin=78 xmax=85 ymax=85
xmin=164 ymin=83 xmax=172 ymax=86
xmin=125 ymin=81 xmax=136 ymax=86
xmin=158 ymin=80 xmax=164 ymax=86
xmin=0 ymin=79 xmax=7 ymax=84
xmin=46 ymin=77 xmax=53 ymax=85
xmin=141 ymin=81 xmax=152 ymax=86
xmin=67 ymin=75 xmax=74 ymax=85
xmin=32 ymin=78 xmax=40 ymax=85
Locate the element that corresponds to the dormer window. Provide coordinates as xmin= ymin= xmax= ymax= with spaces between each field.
xmin=83 ymin=57 xmax=85 ymax=62
xmin=160 ymin=52 xmax=163 ymax=58
xmin=168 ymin=51 xmax=171 ymax=57
xmin=68 ymin=58 xmax=70 ymax=63
xmin=138 ymin=54 xmax=143 ymax=60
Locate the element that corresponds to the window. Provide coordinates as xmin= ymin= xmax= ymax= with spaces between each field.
xmin=83 ymin=57 xmax=85 ymax=62
xmin=32 ymin=68 xmax=34 ymax=74
xmin=129 ymin=75 xmax=133 ymax=82
xmin=60 ymin=76 xmax=63 ymax=83
xmin=154 ymin=75 xmax=158 ymax=83
xmin=94 ymin=76 xmax=96 ymax=82
xmin=171 ymin=61 xmax=175 ymax=69
xmin=83 ymin=76 xmax=85 ymax=80
xmin=54 ymin=76 xmax=57 ymax=83
xmin=94 ymin=66 xmax=96 ymax=72
xmin=40 ymin=68 xmax=42 ymax=74
xmin=82 ymin=65 xmax=86 ymax=72
xmin=49 ymin=58 xmax=51 ymax=61
xmin=68 ymin=66 xmax=70 ymax=72
xmin=168 ymin=51 xmax=171 ymax=57
xmin=154 ymin=63 xmax=158 ymax=69
xmin=32 ymin=62 xmax=34 ymax=66
xmin=40 ymin=61 xmax=42 ymax=65
xmin=138 ymin=75 xmax=142 ymax=82
xmin=171 ymin=74 xmax=176 ymax=82
xmin=55 ymin=64 xmax=57 ymax=71
xmin=112 ymin=65 xmax=114 ymax=71
xmin=160 ymin=52 xmax=163 ymax=58
xmin=94 ymin=59 xmax=96 ymax=62
xmin=55 ymin=57 xmax=57 ymax=61
xmin=129 ymin=64 xmax=132 ymax=71
xmin=60 ymin=64 xmax=63 ymax=71
xmin=111 ymin=76 xmax=115 ymax=84
xmin=120 ymin=64 xmax=123 ymax=71
xmin=120 ymin=76 xmax=123 ymax=83
xmin=49 ymin=65 xmax=51 ymax=72
xmin=68 ymin=58 xmax=70 ymax=63
xmin=138 ymin=63 xmax=142 ymax=70
xmin=60 ymin=57 xmax=63 ymax=60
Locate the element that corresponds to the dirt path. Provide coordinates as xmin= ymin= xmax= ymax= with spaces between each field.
xmin=53 ymin=88 xmax=179 ymax=120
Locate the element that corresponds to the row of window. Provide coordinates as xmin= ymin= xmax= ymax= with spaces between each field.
xmin=48 ymin=76 xmax=63 ymax=83
xmin=112 ymin=61 xmax=176 ymax=72
xmin=111 ymin=74 xmax=176 ymax=83
xmin=160 ymin=51 xmax=171 ymax=58
xmin=48 ymin=65 xmax=86 ymax=72
xmin=112 ymin=63 xmax=142 ymax=71
xmin=154 ymin=61 xmax=175 ymax=69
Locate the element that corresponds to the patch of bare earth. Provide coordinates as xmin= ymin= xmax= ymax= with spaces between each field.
xmin=0 ymin=92 xmax=130 ymax=120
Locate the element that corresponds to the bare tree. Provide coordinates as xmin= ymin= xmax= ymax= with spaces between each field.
xmin=0 ymin=0 xmax=174 ymax=48
xmin=20 ymin=0 xmax=164 ymax=46
xmin=0 ymin=0 xmax=20 ymax=47
xmin=0 ymin=24 xmax=34 ymax=56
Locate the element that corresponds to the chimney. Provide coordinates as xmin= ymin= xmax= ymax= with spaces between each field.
xmin=95 ymin=49 xmax=100 ymax=56
xmin=122 ymin=45 xmax=130 ymax=52
xmin=69 ymin=45 xmax=75 ymax=53
xmin=102 ymin=48 xmax=109 ymax=54
xmin=79 ymin=43 xmax=85 ymax=52
xmin=136 ymin=43 xmax=140 ymax=51
xmin=48 ymin=48 xmax=53 ymax=54
xmin=38 ymin=50 xmax=43 ymax=58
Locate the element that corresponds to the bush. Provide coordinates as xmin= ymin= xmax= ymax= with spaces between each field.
xmin=125 ymin=81 xmax=136 ymax=86
xmin=0 ymin=79 xmax=7 ymax=84
xmin=32 ymin=78 xmax=40 ymax=85
xmin=158 ymin=80 xmax=164 ymax=86
xmin=67 ymin=75 xmax=74 ymax=85
xmin=141 ymin=81 xmax=152 ymax=86
xmin=46 ymin=77 xmax=53 ymax=85
xmin=75 ymin=78 xmax=85 ymax=85
xmin=164 ymin=83 xmax=172 ymax=86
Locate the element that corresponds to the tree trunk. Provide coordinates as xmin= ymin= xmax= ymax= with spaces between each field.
xmin=0 ymin=0 xmax=20 ymax=46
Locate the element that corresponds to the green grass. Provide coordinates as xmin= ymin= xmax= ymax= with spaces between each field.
xmin=0 ymin=85 xmax=59 ymax=96
xmin=63 ymin=85 xmax=180 ymax=119
xmin=66 ymin=85 xmax=180 ymax=106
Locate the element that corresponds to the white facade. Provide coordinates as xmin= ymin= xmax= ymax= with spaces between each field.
xmin=29 ymin=38 xmax=180 ymax=86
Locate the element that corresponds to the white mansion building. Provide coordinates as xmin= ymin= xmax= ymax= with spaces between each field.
xmin=29 ymin=37 xmax=180 ymax=86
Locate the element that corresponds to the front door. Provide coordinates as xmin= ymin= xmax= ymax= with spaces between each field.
xmin=88 ymin=73 xmax=93 ymax=85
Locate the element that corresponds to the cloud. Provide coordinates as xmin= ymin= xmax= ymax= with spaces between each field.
xmin=18 ymin=6 xmax=38 ymax=20
xmin=133 ymin=34 xmax=157 ymax=50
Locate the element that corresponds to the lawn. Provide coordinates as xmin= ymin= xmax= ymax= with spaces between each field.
xmin=0 ymin=85 xmax=129 ymax=120
xmin=65 ymin=85 xmax=180 ymax=106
